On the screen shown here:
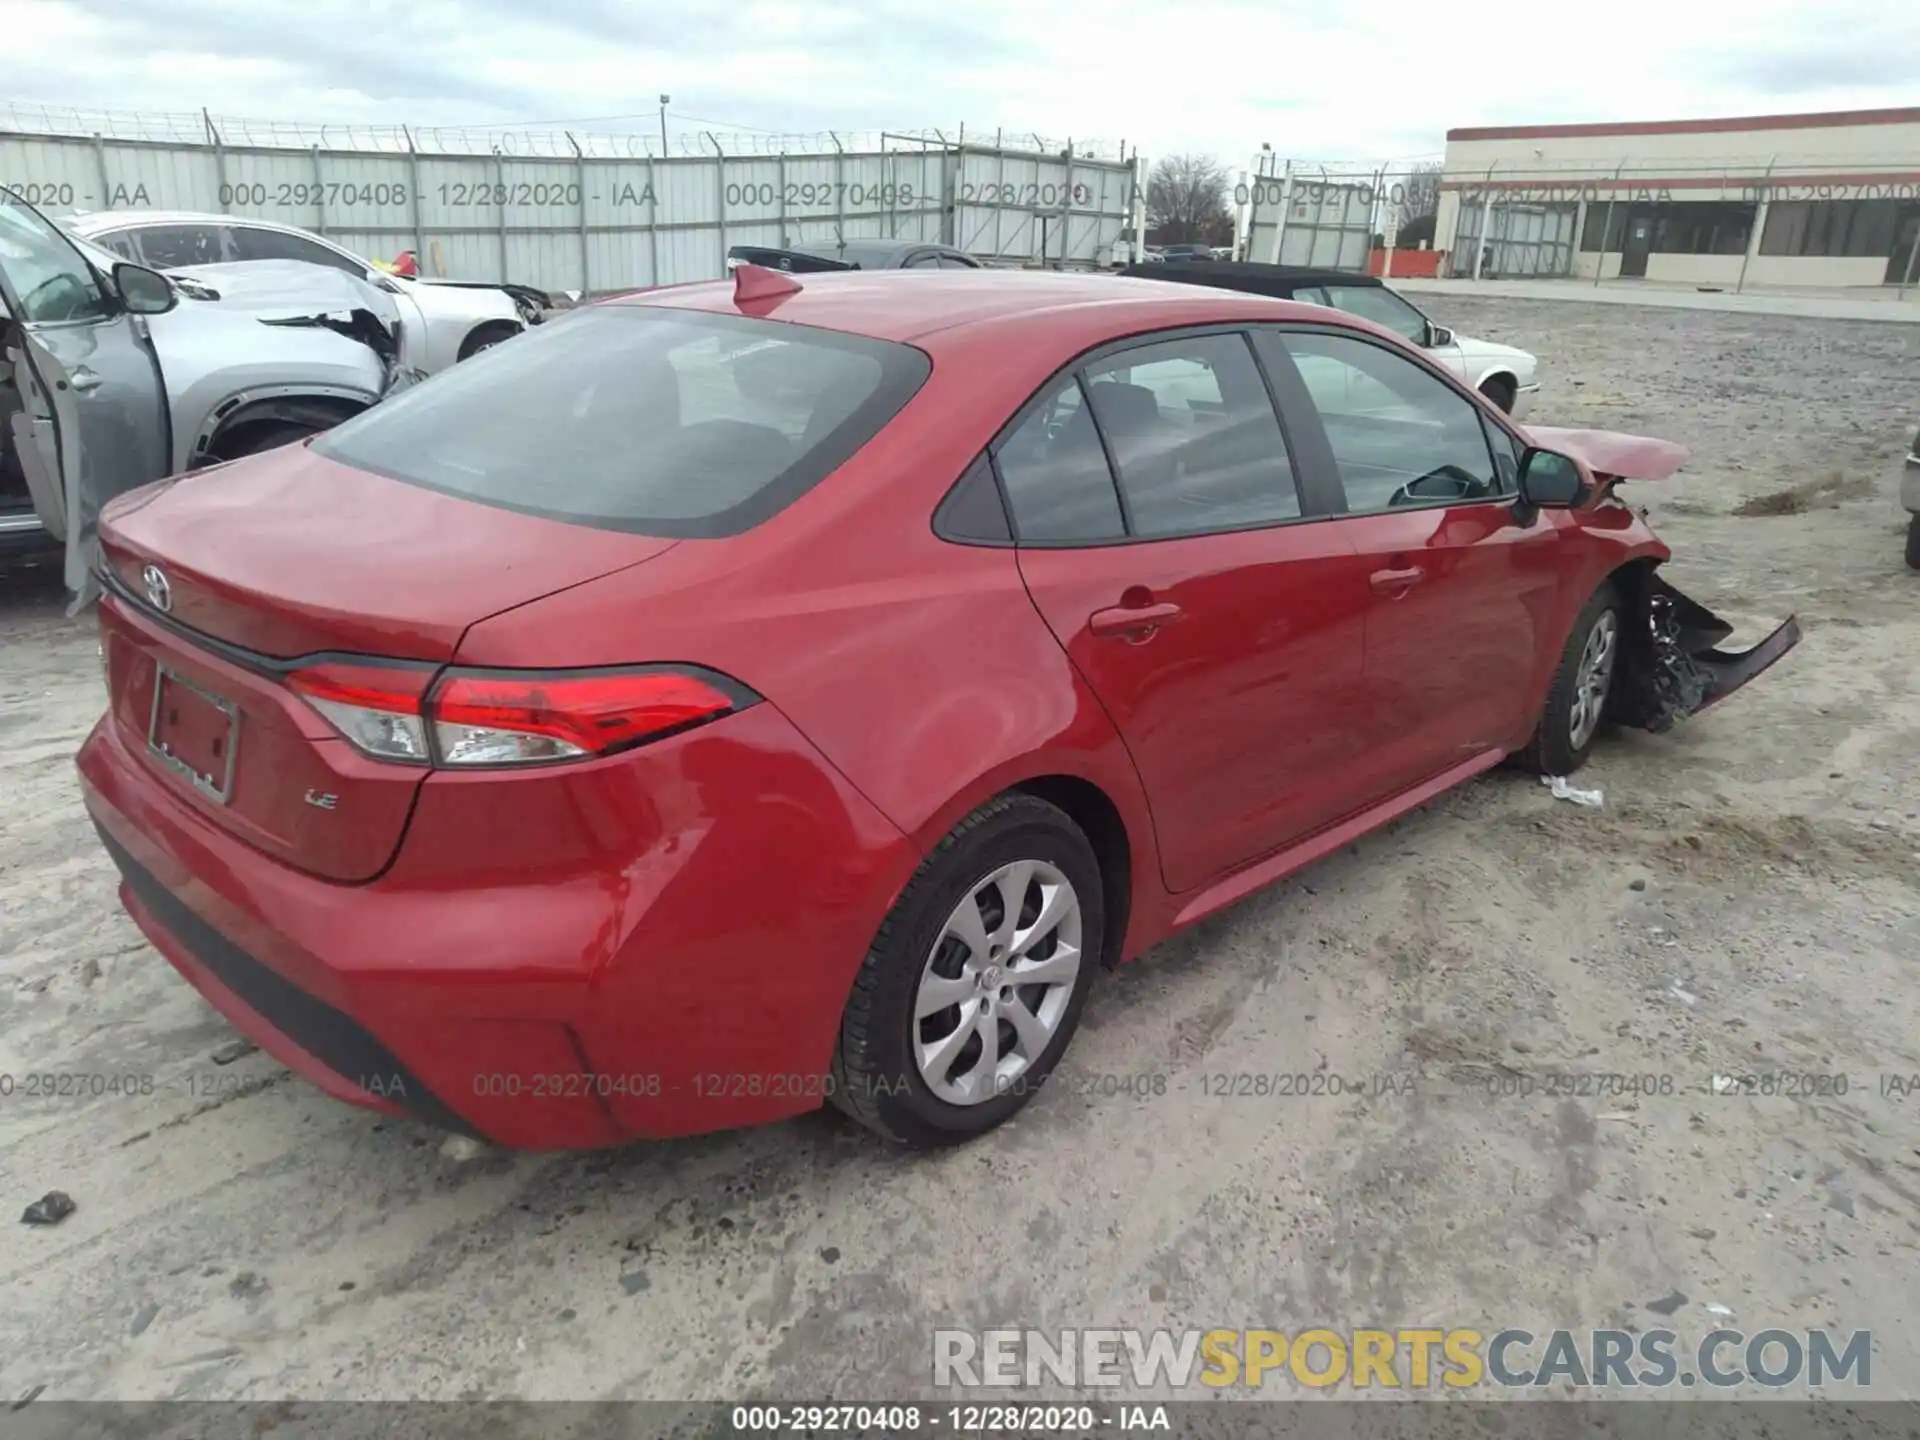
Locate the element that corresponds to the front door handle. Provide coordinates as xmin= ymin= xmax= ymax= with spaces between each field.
xmin=1090 ymin=600 xmax=1183 ymax=641
xmin=1368 ymin=565 xmax=1426 ymax=595
xmin=67 ymin=367 xmax=103 ymax=393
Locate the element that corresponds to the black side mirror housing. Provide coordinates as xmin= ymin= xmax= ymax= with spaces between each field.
xmin=1517 ymin=447 xmax=1585 ymax=509
xmin=113 ymin=261 xmax=176 ymax=315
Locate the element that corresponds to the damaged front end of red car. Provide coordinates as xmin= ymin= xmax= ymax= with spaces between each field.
xmin=1526 ymin=424 xmax=1805 ymax=734
xmin=1609 ymin=568 xmax=1803 ymax=734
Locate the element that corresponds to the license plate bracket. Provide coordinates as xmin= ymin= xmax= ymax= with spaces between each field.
xmin=147 ymin=663 xmax=239 ymax=804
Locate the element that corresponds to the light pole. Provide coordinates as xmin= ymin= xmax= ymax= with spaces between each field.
xmin=658 ymin=95 xmax=671 ymax=157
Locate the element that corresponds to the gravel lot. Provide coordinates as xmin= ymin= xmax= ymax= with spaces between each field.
xmin=1 ymin=296 xmax=1917 ymax=1407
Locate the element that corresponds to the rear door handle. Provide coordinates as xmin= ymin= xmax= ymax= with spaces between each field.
xmin=1368 ymin=565 xmax=1426 ymax=595
xmin=1090 ymin=600 xmax=1183 ymax=640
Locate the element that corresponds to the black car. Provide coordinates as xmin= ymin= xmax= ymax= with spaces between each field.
xmin=725 ymin=240 xmax=981 ymax=273
xmin=1902 ymin=422 xmax=1920 ymax=570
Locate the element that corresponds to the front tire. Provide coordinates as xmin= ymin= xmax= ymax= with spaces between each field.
xmin=1906 ymin=513 xmax=1920 ymax=571
xmin=458 ymin=322 xmax=520 ymax=360
xmin=831 ymin=793 xmax=1103 ymax=1147
xmin=1515 ymin=582 xmax=1621 ymax=776
xmin=1479 ymin=376 xmax=1515 ymax=414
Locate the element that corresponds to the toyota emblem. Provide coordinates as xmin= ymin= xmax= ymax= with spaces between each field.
xmin=142 ymin=564 xmax=172 ymax=613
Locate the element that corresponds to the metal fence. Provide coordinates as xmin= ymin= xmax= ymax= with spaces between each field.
xmin=0 ymin=106 xmax=1139 ymax=292
xmin=1236 ymin=160 xmax=1445 ymax=274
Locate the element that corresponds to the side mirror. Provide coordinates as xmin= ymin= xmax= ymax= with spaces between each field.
xmin=1517 ymin=447 xmax=1585 ymax=508
xmin=1425 ymin=324 xmax=1454 ymax=348
xmin=113 ymin=261 xmax=176 ymax=315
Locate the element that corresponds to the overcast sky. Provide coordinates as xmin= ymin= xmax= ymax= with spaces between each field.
xmin=9 ymin=0 xmax=1917 ymax=165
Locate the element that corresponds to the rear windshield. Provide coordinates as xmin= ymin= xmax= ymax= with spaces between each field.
xmin=311 ymin=305 xmax=930 ymax=537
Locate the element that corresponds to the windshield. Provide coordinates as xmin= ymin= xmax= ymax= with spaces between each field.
xmin=312 ymin=305 xmax=931 ymax=537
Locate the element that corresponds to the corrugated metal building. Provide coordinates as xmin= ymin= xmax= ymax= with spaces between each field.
xmin=1436 ymin=106 xmax=1920 ymax=287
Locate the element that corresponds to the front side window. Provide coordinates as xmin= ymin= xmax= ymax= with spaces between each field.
xmin=1315 ymin=284 xmax=1429 ymax=345
xmin=0 ymin=190 xmax=113 ymax=323
xmin=86 ymin=229 xmax=143 ymax=263
xmin=1082 ymin=333 xmax=1300 ymax=536
xmin=1267 ymin=330 xmax=1501 ymax=514
xmin=312 ymin=306 xmax=931 ymax=538
xmin=133 ymin=224 xmax=230 ymax=269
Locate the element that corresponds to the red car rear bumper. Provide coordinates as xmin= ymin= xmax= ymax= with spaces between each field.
xmin=78 ymin=701 xmax=919 ymax=1149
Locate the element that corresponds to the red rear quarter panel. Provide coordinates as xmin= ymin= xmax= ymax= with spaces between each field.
xmin=453 ymin=312 xmax=1169 ymax=959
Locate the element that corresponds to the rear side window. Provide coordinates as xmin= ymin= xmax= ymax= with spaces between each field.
xmin=1082 ymin=333 xmax=1299 ymax=537
xmin=993 ymin=376 xmax=1125 ymax=543
xmin=312 ymin=306 xmax=931 ymax=538
xmin=230 ymin=226 xmax=366 ymax=275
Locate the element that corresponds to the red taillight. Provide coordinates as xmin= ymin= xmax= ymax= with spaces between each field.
xmin=288 ymin=661 xmax=752 ymax=768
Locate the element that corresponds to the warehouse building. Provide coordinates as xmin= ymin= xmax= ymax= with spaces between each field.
xmin=1434 ymin=107 xmax=1920 ymax=288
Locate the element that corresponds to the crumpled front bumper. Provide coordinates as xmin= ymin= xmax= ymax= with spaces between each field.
xmin=1609 ymin=570 xmax=1802 ymax=734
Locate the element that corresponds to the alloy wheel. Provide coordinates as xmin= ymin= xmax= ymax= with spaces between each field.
xmin=913 ymin=860 xmax=1083 ymax=1106
xmin=1569 ymin=609 xmax=1618 ymax=749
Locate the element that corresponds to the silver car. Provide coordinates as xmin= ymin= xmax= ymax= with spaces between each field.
xmin=65 ymin=210 xmax=548 ymax=375
xmin=2 ymin=188 xmax=414 ymax=595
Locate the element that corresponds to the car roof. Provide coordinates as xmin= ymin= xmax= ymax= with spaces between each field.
xmin=792 ymin=239 xmax=957 ymax=265
xmin=66 ymin=210 xmax=311 ymax=233
xmin=1125 ymin=260 xmax=1382 ymax=291
xmin=615 ymin=269 xmax=1370 ymax=352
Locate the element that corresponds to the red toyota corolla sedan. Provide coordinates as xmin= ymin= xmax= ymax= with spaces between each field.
xmin=76 ymin=266 xmax=1799 ymax=1150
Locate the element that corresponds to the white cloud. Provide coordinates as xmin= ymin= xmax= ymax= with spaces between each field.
xmin=5 ymin=0 xmax=1916 ymax=169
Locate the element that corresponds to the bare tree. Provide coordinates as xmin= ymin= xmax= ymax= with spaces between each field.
xmin=1145 ymin=154 xmax=1231 ymax=245
xmin=1394 ymin=161 xmax=1443 ymax=247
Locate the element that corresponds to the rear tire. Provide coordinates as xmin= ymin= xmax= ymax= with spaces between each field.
xmin=1515 ymin=582 xmax=1621 ymax=776
xmin=1906 ymin=513 xmax=1920 ymax=571
xmin=831 ymin=793 xmax=1102 ymax=1147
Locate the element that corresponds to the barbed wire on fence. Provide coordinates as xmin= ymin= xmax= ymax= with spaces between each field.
xmin=0 ymin=101 xmax=1126 ymax=162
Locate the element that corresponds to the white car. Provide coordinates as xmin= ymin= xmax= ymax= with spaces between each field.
xmin=1271 ymin=275 xmax=1540 ymax=420
xmin=1133 ymin=262 xmax=1541 ymax=420
xmin=64 ymin=210 xmax=551 ymax=376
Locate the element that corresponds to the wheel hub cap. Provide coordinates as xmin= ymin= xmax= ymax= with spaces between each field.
xmin=913 ymin=859 xmax=1083 ymax=1107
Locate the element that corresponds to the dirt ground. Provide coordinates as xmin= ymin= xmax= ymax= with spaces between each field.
xmin=1 ymin=297 xmax=1917 ymax=1408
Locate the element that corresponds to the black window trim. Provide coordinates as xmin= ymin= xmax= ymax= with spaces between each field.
xmin=979 ymin=321 xmax=1339 ymax=551
xmin=933 ymin=315 xmax=1537 ymax=554
xmin=1254 ymin=321 xmax=1523 ymax=518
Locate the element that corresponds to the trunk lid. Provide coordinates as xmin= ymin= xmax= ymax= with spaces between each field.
xmin=98 ymin=443 xmax=675 ymax=659
xmin=96 ymin=447 xmax=677 ymax=882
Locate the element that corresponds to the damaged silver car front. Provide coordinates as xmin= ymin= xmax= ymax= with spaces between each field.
xmin=1 ymin=187 xmax=413 ymax=605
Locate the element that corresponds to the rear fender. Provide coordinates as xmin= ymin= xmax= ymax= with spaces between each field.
xmin=1608 ymin=567 xmax=1801 ymax=733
